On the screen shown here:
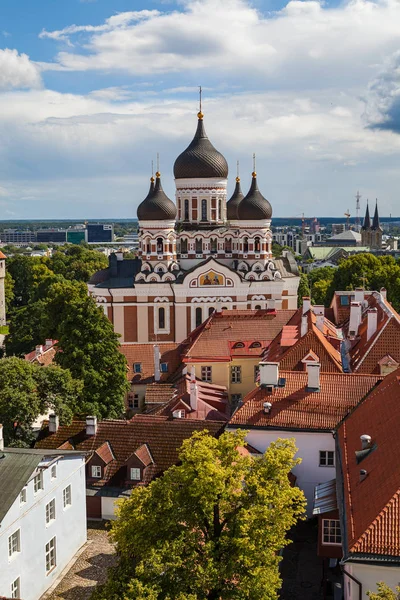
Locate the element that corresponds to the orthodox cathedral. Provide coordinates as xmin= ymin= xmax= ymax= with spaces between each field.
xmin=90 ymin=109 xmax=300 ymax=344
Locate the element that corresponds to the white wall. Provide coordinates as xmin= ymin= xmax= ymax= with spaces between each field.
xmin=101 ymin=497 xmax=120 ymax=520
xmin=344 ymin=562 xmax=400 ymax=599
xmin=227 ymin=427 xmax=336 ymax=515
xmin=0 ymin=454 xmax=87 ymax=600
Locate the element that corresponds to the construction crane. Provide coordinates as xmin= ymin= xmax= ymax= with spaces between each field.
xmin=344 ymin=209 xmax=351 ymax=230
xmin=355 ymin=191 xmax=361 ymax=231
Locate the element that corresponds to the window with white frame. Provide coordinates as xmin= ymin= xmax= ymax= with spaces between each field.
xmin=201 ymin=366 xmax=212 ymax=382
xmin=322 ymin=519 xmax=341 ymax=545
xmin=10 ymin=577 xmax=20 ymax=599
xmin=319 ymin=451 xmax=335 ymax=467
xmin=133 ymin=363 xmax=141 ymax=373
xmin=130 ymin=467 xmax=141 ymax=480
xmin=8 ymin=529 xmax=21 ymax=559
xmin=34 ymin=471 xmax=43 ymax=494
xmin=45 ymin=537 xmax=56 ymax=573
xmin=51 ymin=464 xmax=57 ymax=479
xmin=160 ymin=362 xmax=168 ymax=373
xmin=231 ymin=366 xmax=242 ymax=384
xmin=91 ymin=465 xmax=102 ymax=478
xmin=19 ymin=488 xmax=27 ymax=505
xmin=46 ymin=499 xmax=56 ymax=525
xmin=63 ymin=485 xmax=72 ymax=509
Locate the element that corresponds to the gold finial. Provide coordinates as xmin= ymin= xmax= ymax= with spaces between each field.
xmin=150 ymin=160 xmax=154 ymax=182
xmin=197 ymin=85 xmax=203 ymax=119
xmin=155 ymin=171 xmax=161 ymax=178
xmin=150 ymin=176 xmax=155 ymax=183
xmin=252 ymin=153 xmax=256 ymax=177
xmin=236 ymin=160 xmax=240 ymax=182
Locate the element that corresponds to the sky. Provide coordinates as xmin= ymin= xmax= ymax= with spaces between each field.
xmin=1 ymin=0 xmax=400 ymax=219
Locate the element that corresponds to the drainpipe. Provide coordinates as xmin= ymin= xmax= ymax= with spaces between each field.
xmin=341 ymin=567 xmax=362 ymax=600
xmin=108 ymin=288 xmax=114 ymax=325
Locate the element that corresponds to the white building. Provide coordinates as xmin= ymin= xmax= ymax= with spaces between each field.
xmin=0 ymin=427 xmax=87 ymax=600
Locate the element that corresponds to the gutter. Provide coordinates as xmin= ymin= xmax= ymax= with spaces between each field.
xmin=340 ymin=567 xmax=362 ymax=600
xmin=108 ymin=288 xmax=114 ymax=324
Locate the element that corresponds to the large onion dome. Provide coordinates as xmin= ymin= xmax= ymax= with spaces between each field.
xmin=226 ymin=176 xmax=244 ymax=220
xmin=137 ymin=173 xmax=177 ymax=221
xmin=174 ymin=112 xmax=228 ymax=179
xmin=237 ymin=172 xmax=272 ymax=220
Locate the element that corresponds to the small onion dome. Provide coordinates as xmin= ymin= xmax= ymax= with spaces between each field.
xmin=137 ymin=173 xmax=177 ymax=221
xmin=226 ymin=176 xmax=244 ymax=220
xmin=173 ymin=113 xmax=228 ymax=179
xmin=237 ymin=172 xmax=272 ymax=220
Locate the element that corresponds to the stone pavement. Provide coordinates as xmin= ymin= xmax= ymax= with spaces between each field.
xmin=41 ymin=522 xmax=117 ymax=600
xmin=280 ymin=519 xmax=324 ymax=600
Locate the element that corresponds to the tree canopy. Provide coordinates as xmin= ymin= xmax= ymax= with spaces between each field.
xmin=93 ymin=430 xmax=306 ymax=600
xmin=368 ymin=582 xmax=400 ymax=599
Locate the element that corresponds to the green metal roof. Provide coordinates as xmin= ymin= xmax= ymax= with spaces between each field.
xmin=307 ymin=246 xmax=370 ymax=260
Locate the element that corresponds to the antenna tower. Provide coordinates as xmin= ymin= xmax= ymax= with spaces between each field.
xmin=355 ymin=191 xmax=361 ymax=231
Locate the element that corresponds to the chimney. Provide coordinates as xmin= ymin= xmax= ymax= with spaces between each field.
xmin=35 ymin=345 xmax=43 ymax=357
xmin=360 ymin=469 xmax=368 ymax=482
xmin=306 ymin=362 xmax=320 ymax=391
xmin=354 ymin=287 xmax=364 ymax=303
xmin=109 ymin=253 xmax=118 ymax=277
xmin=49 ymin=414 xmax=59 ymax=433
xmin=301 ymin=314 xmax=308 ymax=337
xmin=302 ymin=296 xmax=311 ymax=315
xmin=349 ymin=302 xmax=362 ymax=338
xmin=313 ymin=305 xmax=325 ymax=333
xmin=86 ymin=416 xmax=97 ymax=436
xmin=259 ymin=362 xmax=279 ymax=387
xmin=45 ymin=339 xmax=53 ymax=349
xmin=190 ymin=365 xmax=198 ymax=411
xmin=360 ymin=434 xmax=372 ymax=450
xmin=367 ymin=308 xmax=378 ymax=342
xmin=380 ymin=287 xmax=387 ymax=300
xmin=0 ymin=424 xmax=3 ymax=451
xmin=263 ymin=401 xmax=272 ymax=414
xmin=267 ymin=299 xmax=276 ymax=311
xmin=153 ymin=344 xmax=160 ymax=382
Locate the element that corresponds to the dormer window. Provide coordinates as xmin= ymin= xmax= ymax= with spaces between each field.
xmin=250 ymin=341 xmax=262 ymax=348
xmin=130 ymin=468 xmax=141 ymax=481
xmin=160 ymin=362 xmax=168 ymax=373
xmin=134 ymin=363 xmax=142 ymax=373
xmin=233 ymin=342 xmax=245 ymax=349
xmin=91 ymin=466 xmax=102 ymax=478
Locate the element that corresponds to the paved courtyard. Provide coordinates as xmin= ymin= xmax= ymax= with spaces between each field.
xmin=42 ymin=522 xmax=117 ymax=600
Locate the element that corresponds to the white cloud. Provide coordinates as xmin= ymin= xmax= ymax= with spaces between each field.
xmin=0 ymin=49 xmax=41 ymax=90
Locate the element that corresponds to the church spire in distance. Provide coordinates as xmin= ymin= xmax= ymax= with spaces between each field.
xmin=362 ymin=200 xmax=371 ymax=230
xmin=372 ymin=199 xmax=381 ymax=230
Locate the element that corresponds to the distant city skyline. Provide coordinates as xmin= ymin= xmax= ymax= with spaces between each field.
xmin=1 ymin=0 xmax=400 ymax=219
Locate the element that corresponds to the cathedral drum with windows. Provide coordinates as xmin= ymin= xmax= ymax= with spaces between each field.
xmin=89 ymin=110 xmax=300 ymax=343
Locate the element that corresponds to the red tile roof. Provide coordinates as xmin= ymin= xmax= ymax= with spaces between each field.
xmin=36 ymin=416 xmax=225 ymax=489
xmin=229 ymin=371 xmax=381 ymax=431
xmin=120 ymin=343 xmax=182 ymax=384
xmin=265 ymin=309 xmax=342 ymax=373
xmin=95 ymin=441 xmax=114 ymax=464
xmin=25 ymin=341 xmax=57 ymax=366
xmin=0 ymin=251 xmax=6 ymax=259
xmin=145 ymin=383 xmax=177 ymax=404
xmin=183 ymin=309 xmax=297 ymax=361
xmin=337 ymin=368 xmax=400 ymax=558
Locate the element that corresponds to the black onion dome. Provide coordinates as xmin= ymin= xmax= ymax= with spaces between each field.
xmin=227 ymin=177 xmax=244 ymax=220
xmin=237 ymin=173 xmax=272 ymax=220
xmin=137 ymin=174 xmax=177 ymax=221
xmin=174 ymin=114 xmax=228 ymax=179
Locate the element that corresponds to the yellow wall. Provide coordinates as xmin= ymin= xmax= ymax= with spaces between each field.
xmin=191 ymin=358 xmax=260 ymax=401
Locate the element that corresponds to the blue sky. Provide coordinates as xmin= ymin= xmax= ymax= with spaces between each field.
xmin=0 ymin=0 xmax=400 ymax=219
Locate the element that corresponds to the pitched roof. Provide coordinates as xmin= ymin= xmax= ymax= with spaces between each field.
xmin=183 ymin=309 xmax=297 ymax=361
xmin=0 ymin=251 xmax=6 ymax=259
xmin=145 ymin=383 xmax=177 ymax=404
xmin=25 ymin=341 xmax=57 ymax=365
xmin=229 ymin=371 xmax=381 ymax=431
xmin=265 ymin=309 xmax=342 ymax=373
xmin=35 ymin=416 xmax=225 ymax=489
xmin=120 ymin=343 xmax=182 ymax=384
xmin=337 ymin=369 xmax=400 ymax=559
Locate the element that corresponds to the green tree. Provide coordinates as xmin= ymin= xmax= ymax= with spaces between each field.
xmin=0 ymin=357 xmax=82 ymax=446
xmin=93 ymin=430 xmax=306 ymax=600
xmin=4 ymin=270 xmax=14 ymax=315
xmin=311 ymin=278 xmax=332 ymax=306
xmin=44 ymin=280 xmax=129 ymax=418
xmin=368 ymin=582 xmax=400 ymax=599
xmin=5 ymin=301 xmax=48 ymax=357
xmin=297 ymin=273 xmax=310 ymax=308
xmin=6 ymin=255 xmax=58 ymax=309
xmin=49 ymin=245 xmax=108 ymax=282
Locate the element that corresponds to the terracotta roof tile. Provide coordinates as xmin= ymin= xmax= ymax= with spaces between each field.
xmin=337 ymin=369 xmax=400 ymax=558
xmin=230 ymin=371 xmax=381 ymax=431
xmin=145 ymin=383 xmax=176 ymax=404
xmin=134 ymin=443 xmax=154 ymax=467
xmin=184 ymin=310 xmax=296 ymax=361
xmin=36 ymin=416 xmax=225 ymax=489
xmin=120 ymin=343 xmax=182 ymax=384
xmin=95 ymin=441 xmax=115 ymax=464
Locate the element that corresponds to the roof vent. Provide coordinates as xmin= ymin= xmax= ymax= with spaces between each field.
xmin=263 ymin=402 xmax=272 ymax=414
xmin=359 ymin=469 xmax=368 ymax=482
xmin=360 ymin=434 xmax=372 ymax=450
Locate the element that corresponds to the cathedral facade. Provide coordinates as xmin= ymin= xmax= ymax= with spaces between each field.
xmin=89 ymin=110 xmax=300 ymax=344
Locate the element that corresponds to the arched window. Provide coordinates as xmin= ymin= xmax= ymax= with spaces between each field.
xmin=225 ymin=238 xmax=232 ymax=253
xmin=146 ymin=239 xmax=151 ymax=254
xmin=184 ymin=199 xmax=189 ymax=221
xmin=218 ymin=199 xmax=222 ymax=220
xmin=244 ymin=237 xmax=249 ymax=253
xmin=181 ymin=238 xmax=188 ymax=253
xmin=211 ymin=238 xmax=217 ymax=253
xmin=157 ymin=238 xmax=163 ymax=254
xmin=196 ymin=238 xmax=202 ymax=253
xmin=255 ymin=237 xmax=261 ymax=252
xmin=201 ymin=199 xmax=207 ymax=221
xmin=208 ymin=306 xmax=215 ymax=317
xmin=233 ymin=342 xmax=245 ymax=348
xmin=196 ymin=307 xmax=202 ymax=328
xmin=222 ymin=306 xmax=228 ymax=310
xmin=250 ymin=341 xmax=262 ymax=348
xmin=254 ymin=305 xmax=261 ymax=310
xmin=158 ymin=307 xmax=165 ymax=329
